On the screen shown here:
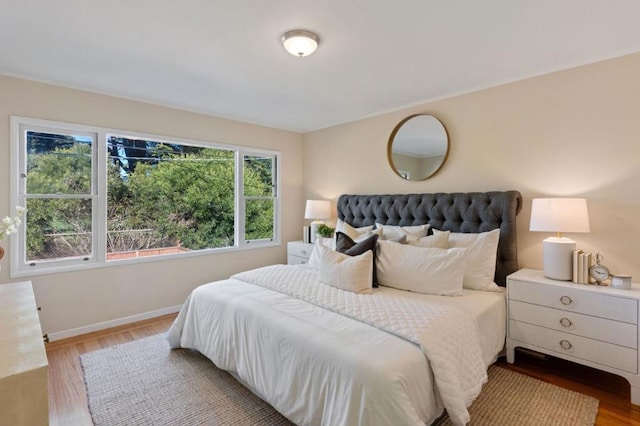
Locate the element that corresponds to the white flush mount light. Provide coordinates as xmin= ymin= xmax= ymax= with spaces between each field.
xmin=281 ymin=29 xmax=320 ymax=57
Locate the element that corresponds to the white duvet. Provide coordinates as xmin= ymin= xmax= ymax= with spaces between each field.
xmin=168 ymin=264 xmax=505 ymax=426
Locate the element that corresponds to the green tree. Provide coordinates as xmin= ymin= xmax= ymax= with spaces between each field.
xmin=122 ymin=147 xmax=237 ymax=249
xmin=25 ymin=143 xmax=92 ymax=259
xmin=27 ymin=142 xmax=92 ymax=194
xmin=24 ymin=142 xmax=275 ymax=260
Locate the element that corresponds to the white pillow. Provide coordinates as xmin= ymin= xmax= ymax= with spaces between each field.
xmin=317 ymin=244 xmax=373 ymax=294
xmin=308 ymin=236 xmax=336 ymax=267
xmin=335 ymin=219 xmax=374 ymax=241
xmin=408 ymin=230 xmax=450 ymax=248
xmin=433 ymin=228 xmax=501 ymax=291
xmin=374 ymin=223 xmax=430 ymax=241
xmin=376 ymin=240 xmax=465 ymax=296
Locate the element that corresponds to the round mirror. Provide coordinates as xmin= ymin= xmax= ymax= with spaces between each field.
xmin=387 ymin=114 xmax=449 ymax=181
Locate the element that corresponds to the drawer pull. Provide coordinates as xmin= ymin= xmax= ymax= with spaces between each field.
xmin=300 ymin=250 xmax=307 ymax=255
xmin=559 ymin=317 xmax=572 ymax=327
xmin=560 ymin=295 xmax=573 ymax=305
xmin=559 ymin=339 xmax=573 ymax=350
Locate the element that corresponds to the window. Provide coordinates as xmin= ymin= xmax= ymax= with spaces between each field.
xmin=11 ymin=117 xmax=280 ymax=276
xmin=23 ymin=128 xmax=96 ymax=265
xmin=243 ymin=154 xmax=277 ymax=242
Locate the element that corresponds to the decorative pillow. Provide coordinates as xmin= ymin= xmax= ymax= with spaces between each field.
xmin=408 ymin=231 xmax=449 ymax=248
xmin=387 ymin=234 xmax=407 ymax=244
xmin=433 ymin=228 xmax=501 ymax=291
xmin=317 ymin=244 xmax=373 ymax=294
xmin=374 ymin=223 xmax=430 ymax=241
xmin=376 ymin=240 xmax=465 ymax=296
xmin=335 ymin=219 xmax=374 ymax=241
xmin=308 ymin=236 xmax=336 ymax=267
xmin=335 ymin=232 xmax=379 ymax=286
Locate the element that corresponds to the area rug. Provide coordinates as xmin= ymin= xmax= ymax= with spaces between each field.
xmin=432 ymin=365 xmax=599 ymax=426
xmin=81 ymin=334 xmax=599 ymax=426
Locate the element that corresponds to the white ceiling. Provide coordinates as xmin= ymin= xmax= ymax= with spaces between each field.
xmin=1 ymin=1 xmax=640 ymax=133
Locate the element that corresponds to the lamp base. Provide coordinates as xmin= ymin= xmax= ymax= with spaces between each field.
xmin=542 ymin=237 xmax=576 ymax=281
xmin=309 ymin=220 xmax=325 ymax=244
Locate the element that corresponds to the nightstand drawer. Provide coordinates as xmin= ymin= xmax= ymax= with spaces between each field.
xmin=510 ymin=320 xmax=638 ymax=374
xmin=287 ymin=242 xmax=314 ymax=259
xmin=509 ymin=279 xmax=638 ymax=324
xmin=510 ymin=300 xmax=637 ymax=349
xmin=287 ymin=255 xmax=309 ymax=265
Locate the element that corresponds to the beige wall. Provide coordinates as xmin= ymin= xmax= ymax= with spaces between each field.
xmin=0 ymin=75 xmax=304 ymax=335
xmin=304 ymin=53 xmax=640 ymax=281
xmin=3 ymin=52 xmax=640 ymax=335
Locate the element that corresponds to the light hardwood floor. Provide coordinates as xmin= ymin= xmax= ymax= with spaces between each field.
xmin=47 ymin=314 xmax=640 ymax=425
xmin=46 ymin=314 xmax=177 ymax=426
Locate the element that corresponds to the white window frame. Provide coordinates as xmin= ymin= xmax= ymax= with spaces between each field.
xmin=240 ymin=151 xmax=278 ymax=245
xmin=10 ymin=116 xmax=281 ymax=278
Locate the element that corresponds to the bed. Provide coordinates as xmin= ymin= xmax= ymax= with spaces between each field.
xmin=168 ymin=191 xmax=522 ymax=426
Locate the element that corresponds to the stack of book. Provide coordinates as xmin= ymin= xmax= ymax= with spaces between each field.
xmin=303 ymin=226 xmax=311 ymax=243
xmin=572 ymin=249 xmax=592 ymax=284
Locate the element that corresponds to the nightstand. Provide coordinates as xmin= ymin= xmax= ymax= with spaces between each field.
xmin=506 ymin=268 xmax=640 ymax=404
xmin=287 ymin=241 xmax=314 ymax=265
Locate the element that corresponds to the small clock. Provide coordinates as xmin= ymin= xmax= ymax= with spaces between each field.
xmin=589 ymin=252 xmax=610 ymax=285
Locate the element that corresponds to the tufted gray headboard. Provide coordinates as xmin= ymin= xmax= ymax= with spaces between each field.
xmin=337 ymin=191 xmax=522 ymax=286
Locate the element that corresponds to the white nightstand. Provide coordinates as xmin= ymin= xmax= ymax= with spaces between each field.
xmin=287 ymin=241 xmax=314 ymax=265
xmin=506 ymin=268 xmax=640 ymax=404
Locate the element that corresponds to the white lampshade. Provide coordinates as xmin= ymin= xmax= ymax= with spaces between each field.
xmin=282 ymin=30 xmax=320 ymax=57
xmin=530 ymin=198 xmax=590 ymax=235
xmin=530 ymin=198 xmax=590 ymax=281
xmin=304 ymin=200 xmax=331 ymax=220
xmin=305 ymin=200 xmax=330 ymax=243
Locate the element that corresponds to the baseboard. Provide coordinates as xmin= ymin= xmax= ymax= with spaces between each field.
xmin=47 ymin=305 xmax=182 ymax=342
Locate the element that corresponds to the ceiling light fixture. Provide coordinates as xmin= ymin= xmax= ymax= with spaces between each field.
xmin=281 ymin=30 xmax=320 ymax=57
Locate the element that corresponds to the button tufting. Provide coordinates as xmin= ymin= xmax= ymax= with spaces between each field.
xmin=336 ymin=191 xmax=521 ymax=285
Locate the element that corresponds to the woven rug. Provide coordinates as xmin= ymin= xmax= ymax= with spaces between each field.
xmin=81 ymin=334 xmax=599 ymax=426
xmin=433 ymin=365 xmax=599 ymax=426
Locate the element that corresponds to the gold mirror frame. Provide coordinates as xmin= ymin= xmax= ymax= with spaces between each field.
xmin=387 ymin=114 xmax=449 ymax=181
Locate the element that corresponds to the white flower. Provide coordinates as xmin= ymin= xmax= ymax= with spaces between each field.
xmin=0 ymin=206 xmax=26 ymax=241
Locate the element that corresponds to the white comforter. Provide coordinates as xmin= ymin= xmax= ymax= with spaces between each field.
xmin=168 ymin=265 xmax=494 ymax=426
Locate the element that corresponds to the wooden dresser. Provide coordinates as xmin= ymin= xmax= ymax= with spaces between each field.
xmin=0 ymin=281 xmax=49 ymax=425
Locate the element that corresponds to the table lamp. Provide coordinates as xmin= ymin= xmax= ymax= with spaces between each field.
xmin=530 ymin=198 xmax=590 ymax=280
xmin=304 ymin=200 xmax=331 ymax=243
